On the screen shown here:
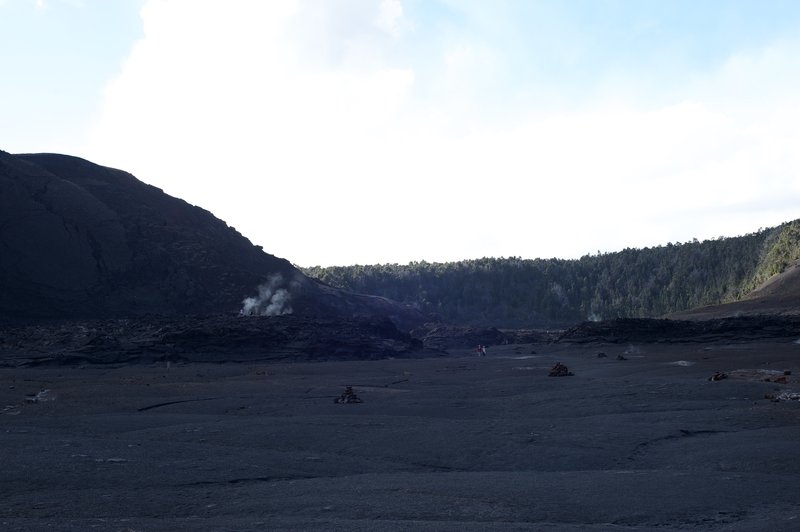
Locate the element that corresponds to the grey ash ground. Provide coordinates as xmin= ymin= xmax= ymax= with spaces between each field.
xmin=2 ymin=340 xmax=799 ymax=531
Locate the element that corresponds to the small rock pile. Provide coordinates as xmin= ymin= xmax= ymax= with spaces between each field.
xmin=708 ymin=372 xmax=728 ymax=381
xmin=548 ymin=362 xmax=574 ymax=377
xmin=334 ymin=386 xmax=362 ymax=404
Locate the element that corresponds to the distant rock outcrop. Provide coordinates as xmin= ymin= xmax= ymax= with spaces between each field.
xmin=0 ymin=150 xmax=426 ymax=328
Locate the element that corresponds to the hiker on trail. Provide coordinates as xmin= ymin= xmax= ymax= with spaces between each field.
xmin=476 ymin=344 xmax=487 ymax=357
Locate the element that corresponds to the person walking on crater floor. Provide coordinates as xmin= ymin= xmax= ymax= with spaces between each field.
xmin=476 ymin=344 xmax=487 ymax=357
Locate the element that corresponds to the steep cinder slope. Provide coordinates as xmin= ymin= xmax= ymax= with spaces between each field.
xmin=667 ymin=260 xmax=800 ymax=320
xmin=745 ymin=260 xmax=800 ymax=304
xmin=0 ymin=151 xmax=426 ymax=328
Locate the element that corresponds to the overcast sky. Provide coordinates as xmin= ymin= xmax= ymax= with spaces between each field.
xmin=3 ymin=0 xmax=800 ymax=266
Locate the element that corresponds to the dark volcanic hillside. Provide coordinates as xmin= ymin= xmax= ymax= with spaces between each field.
xmin=0 ymin=151 xmax=425 ymax=328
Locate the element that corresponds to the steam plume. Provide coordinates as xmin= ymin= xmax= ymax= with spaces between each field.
xmin=241 ymin=274 xmax=293 ymax=316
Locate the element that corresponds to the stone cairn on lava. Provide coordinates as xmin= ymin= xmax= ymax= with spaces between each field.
xmin=334 ymin=386 xmax=363 ymax=404
xmin=548 ymin=362 xmax=574 ymax=377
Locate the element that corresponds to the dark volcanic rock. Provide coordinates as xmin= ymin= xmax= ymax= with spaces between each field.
xmin=557 ymin=316 xmax=800 ymax=344
xmin=0 ymin=315 xmax=431 ymax=366
xmin=0 ymin=151 xmax=426 ymax=329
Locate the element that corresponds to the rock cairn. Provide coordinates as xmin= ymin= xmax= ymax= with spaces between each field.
xmin=334 ymin=386 xmax=363 ymax=404
xmin=548 ymin=362 xmax=574 ymax=377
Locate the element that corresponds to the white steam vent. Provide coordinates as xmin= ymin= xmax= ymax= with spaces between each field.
xmin=241 ymin=274 xmax=293 ymax=316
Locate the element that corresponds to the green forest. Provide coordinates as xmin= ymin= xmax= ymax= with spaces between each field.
xmin=303 ymin=220 xmax=800 ymax=327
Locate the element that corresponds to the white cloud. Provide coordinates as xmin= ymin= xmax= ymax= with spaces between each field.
xmin=86 ymin=1 xmax=800 ymax=266
xmin=374 ymin=0 xmax=407 ymax=37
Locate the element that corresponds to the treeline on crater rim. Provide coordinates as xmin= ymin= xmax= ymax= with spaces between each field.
xmin=303 ymin=220 xmax=800 ymax=328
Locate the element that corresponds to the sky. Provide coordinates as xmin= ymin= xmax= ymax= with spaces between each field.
xmin=2 ymin=0 xmax=800 ymax=267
